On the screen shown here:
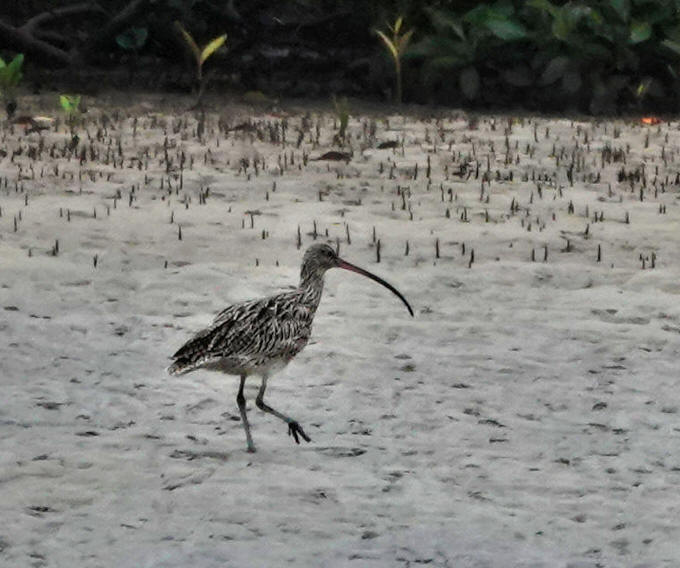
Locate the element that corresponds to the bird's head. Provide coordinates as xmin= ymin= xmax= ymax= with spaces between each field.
xmin=302 ymin=243 xmax=340 ymax=276
xmin=300 ymin=243 xmax=414 ymax=317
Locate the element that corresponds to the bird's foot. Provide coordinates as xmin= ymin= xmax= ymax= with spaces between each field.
xmin=287 ymin=421 xmax=311 ymax=444
xmin=247 ymin=445 xmax=257 ymax=453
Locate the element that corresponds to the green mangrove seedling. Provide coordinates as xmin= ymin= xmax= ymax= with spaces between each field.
xmin=375 ymin=17 xmax=413 ymax=104
xmin=175 ymin=21 xmax=227 ymax=105
xmin=0 ymin=53 xmax=24 ymax=119
xmin=332 ymin=95 xmax=350 ymax=144
xmin=60 ymin=94 xmax=81 ymax=124
xmin=59 ymin=94 xmax=81 ymax=147
xmin=116 ymin=26 xmax=148 ymax=83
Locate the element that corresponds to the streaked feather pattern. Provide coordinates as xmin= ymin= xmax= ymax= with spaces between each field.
xmin=168 ymin=281 xmax=323 ymax=376
xmin=166 ymin=243 xmax=412 ymax=452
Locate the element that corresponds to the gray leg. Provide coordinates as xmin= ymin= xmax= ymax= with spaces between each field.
xmin=255 ymin=375 xmax=311 ymax=445
xmin=237 ymin=375 xmax=256 ymax=453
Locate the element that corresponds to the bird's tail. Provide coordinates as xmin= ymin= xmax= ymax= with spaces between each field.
xmin=167 ymin=358 xmax=195 ymax=376
xmin=169 ymin=329 xmax=214 ymax=375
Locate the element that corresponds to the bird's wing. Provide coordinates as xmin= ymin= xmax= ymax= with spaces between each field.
xmin=205 ymin=293 xmax=308 ymax=360
xmin=211 ymin=298 xmax=252 ymax=327
xmin=170 ymin=292 xmax=309 ymax=373
xmin=170 ymin=298 xmax=258 ymax=362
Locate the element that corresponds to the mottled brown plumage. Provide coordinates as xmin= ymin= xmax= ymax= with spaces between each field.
xmin=168 ymin=243 xmax=413 ymax=452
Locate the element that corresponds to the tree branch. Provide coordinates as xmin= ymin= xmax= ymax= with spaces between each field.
xmin=0 ymin=19 xmax=71 ymax=65
xmin=22 ymin=3 xmax=106 ymax=35
xmin=0 ymin=0 xmax=148 ymax=67
xmin=34 ymin=29 xmax=73 ymax=49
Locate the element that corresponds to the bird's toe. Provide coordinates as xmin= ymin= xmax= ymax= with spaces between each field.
xmin=288 ymin=421 xmax=311 ymax=444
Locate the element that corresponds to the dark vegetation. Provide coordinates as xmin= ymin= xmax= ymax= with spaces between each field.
xmin=2 ymin=0 xmax=680 ymax=113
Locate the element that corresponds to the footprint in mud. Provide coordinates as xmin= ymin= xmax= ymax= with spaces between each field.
xmin=169 ymin=449 xmax=229 ymax=461
xmin=314 ymin=446 xmax=366 ymax=458
xmin=162 ymin=467 xmax=216 ymax=491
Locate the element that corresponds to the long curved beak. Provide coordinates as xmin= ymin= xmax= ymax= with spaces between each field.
xmin=336 ymin=258 xmax=414 ymax=317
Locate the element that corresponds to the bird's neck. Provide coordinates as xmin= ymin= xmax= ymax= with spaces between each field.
xmin=299 ymin=272 xmax=324 ymax=309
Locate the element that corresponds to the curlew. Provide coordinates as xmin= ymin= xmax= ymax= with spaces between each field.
xmin=168 ymin=243 xmax=413 ymax=452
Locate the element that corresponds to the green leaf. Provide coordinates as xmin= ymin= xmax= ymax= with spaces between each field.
xmin=459 ymin=66 xmax=480 ymax=99
xmin=492 ymin=1 xmax=515 ymax=19
xmin=429 ymin=55 xmax=466 ymax=69
xmin=0 ymin=54 xmax=22 ymax=91
xmin=1 ymin=54 xmax=24 ymax=88
xmin=541 ymin=55 xmax=570 ymax=84
xmin=11 ymin=71 xmax=22 ymax=88
xmin=610 ymin=0 xmax=630 ymax=21
xmin=200 ymin=34 xmax=227 ymax=64
xmin=411 ymin=32 xmax=474 ymax=66
xmin=662 ymin=39 xmax=680 ymax=56
xmin=634 ymin=78 xmax=657 ymax=99
xmin=425 ymin=8 xmax=465 ymax=40
xmin=550 ymin=5 xmax=597 ymax=42
xmin=9 ymin=53 xmax=24 ymax=72
xmin=463 ymin=5 xmax=493 ymax=27
xmin=175 ymin=21 xmax=201 ymax=65
xmin=551 ymin=11 xmax=573 ymax=41
xmin=629 ymin=20 xmax=652 ymax=44
xmin=664 ymin=23 xmax=680 ymax=44
xmin=7 ymin=53 xmax=24 ymax=76
xmin=641 ymin=1 xmax=674 ymax=25
xmin=526 ymin=0 xmax=558 ymax=18
xmin=376 ymin=30 xmax=399 ymax=62
xmin=398 ymin=29 xmax=414 ymax=54
xmin=60 ymin=94 xmax=81 ymax=112
xmin=486 ymin=17 xmax=527 ymax=40
xmin=585 ymin=7 xmax=603 ymax=27
xmin=116 ymin=27 xmax=148 ymax=51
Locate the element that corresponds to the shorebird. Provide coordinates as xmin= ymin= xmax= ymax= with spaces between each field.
xmin=168 ymin=243 xmax=413 ymax=452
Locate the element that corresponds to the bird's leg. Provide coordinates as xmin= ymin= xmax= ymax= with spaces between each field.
xmin=237 ymin=375 xmax=256 ymax=453
xmin=255 ymin=375 xmax=311 ymax=445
